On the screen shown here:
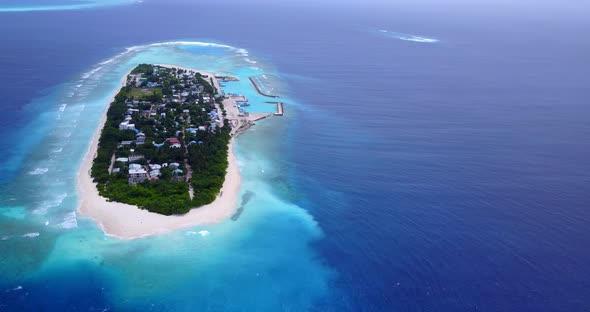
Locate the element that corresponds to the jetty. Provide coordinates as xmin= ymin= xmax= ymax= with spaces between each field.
xmin=228 ymin=94 xmax=248 ymax=102
xmin=265 ymin=102 xmax=284 ymax=116
xmin=215 ymin=75 xmax=239 ymax=81
xmin=249 ymin=76 xmax=279 ymax=98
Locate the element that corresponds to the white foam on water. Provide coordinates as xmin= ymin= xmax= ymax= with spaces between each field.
xmin=5 ymin=286 xmax=23 ymax=293
xmin=84 ymin=41 xmax=250 ymax=87
xmin=33 ymin=192 xmax=68 ymax=215
xmin=57 ymin=211 xmax=78 ymax=229
xmin=1 ymin=236 xmax=10 ymax=241
xmin=244 ymin=58 xmax=257 ymax=64
xmin=28 ymin=167 xmax=49 ymax=175
xmin=400 ymin=36 xmax=439 ymax=43
xmin=99 ymin=58 xmax=115 ymax=65
xmin=81 ymin=66 xmax=104 ymax=79
xmin=236 ymin=48 xmax=249 ymax=56
xmin=122 ymin=41 xmax=241 ymax=58
xmin=198 ymin=230 xmax=210 ymax=237
xmin=379 ymin=29 xmax=439 ymax=43
xmin=22 ymin=232 xmax=40 ymax=238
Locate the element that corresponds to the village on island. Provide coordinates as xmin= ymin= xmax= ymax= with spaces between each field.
xmin=89 ymin=64 xmax=282 ymax=216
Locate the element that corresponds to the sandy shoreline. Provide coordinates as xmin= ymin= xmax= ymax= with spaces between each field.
xmin=77 ymin=66 xmax=241 ymax=239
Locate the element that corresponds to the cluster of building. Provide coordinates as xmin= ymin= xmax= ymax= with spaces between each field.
xmin=126 ymin=162 xmax=184 ymax=185
xmin=111 ymin=65 xmax=224 ymax=185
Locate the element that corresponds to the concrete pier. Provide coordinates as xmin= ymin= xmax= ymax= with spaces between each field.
xmin=249 ymin=76 xmax=279 ymax=98
xmin=274 ymin=102 xmax=284 ymax=116
xmin=265 ymin=101 xmax=284 ymax=116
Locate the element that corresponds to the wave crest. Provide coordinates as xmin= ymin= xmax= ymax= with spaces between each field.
xmin=378 ymin=29 xmax=439 ymax=43
xmin=28 ymin=167 xmax=48 ymax=175
xmin=57 ymin=211 xmax=78 ymax=229
xmin=82 ymin=41 xmax=249 ymax=84
xmin=33 ymin=192 xmax=68 ymax=215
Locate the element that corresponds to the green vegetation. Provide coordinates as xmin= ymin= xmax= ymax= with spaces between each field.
xmin=188 ymin=120 xmax=231 ymax=206
xmin=91 ymin=64 xmax=231 ymax=215
xmin=128 ymin=87 xmax=162 ymax=100
xmin=103 ymin=179 xmax=192 ymax=215
xmin=130 ymin=63 xmax=154 ymax=75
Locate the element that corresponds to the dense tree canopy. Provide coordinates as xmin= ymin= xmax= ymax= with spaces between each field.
xmin=91 ymin=64 xmax=231 ymax=215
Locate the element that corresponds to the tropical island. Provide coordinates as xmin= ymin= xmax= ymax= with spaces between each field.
xmin=91 ymin=64 xmax=230 ymax=215
xmin=78 ymin=64 xmax=278 ymax=238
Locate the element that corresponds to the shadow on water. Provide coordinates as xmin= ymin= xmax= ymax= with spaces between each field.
xmin=230 ymin=191 xmax=255 ymax=221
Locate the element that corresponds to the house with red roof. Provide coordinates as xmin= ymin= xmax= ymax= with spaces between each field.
xmin=167 ymin=138 xmax=181 ymax=148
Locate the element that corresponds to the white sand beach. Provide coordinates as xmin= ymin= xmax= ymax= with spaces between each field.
xmin=77 ymin=67 xmax=241 ymax=239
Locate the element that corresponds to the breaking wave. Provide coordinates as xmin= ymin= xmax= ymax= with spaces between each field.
xmin=28 ymin=167 xmax=48 ymax=175
xmin=33 ymin=193 xmax=68 ymax=215
xmin=6 ymin=286 xmax=23 ymax=292
xmin=85 ymin=41 xmax=250 ymax=84
xmin=378 ymin=29 xmax=439 ymax=43
xmin=185 ymin=230 xmax=210 ymax=237
xmin=22 ymin=232 xmax=40 ymax=238
xmin=81 ymin=66 xmax=104 ymax=79
xmin=57 ymin=211 xmax=78 ymax=229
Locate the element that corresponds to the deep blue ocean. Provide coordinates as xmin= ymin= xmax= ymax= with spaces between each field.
xmin=0 ymin=0 xmax=589 ymax=311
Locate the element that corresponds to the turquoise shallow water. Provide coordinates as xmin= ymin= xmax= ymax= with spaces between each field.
xmin=0 ymin=42 xmax=334 ymax=311
xmin=0 ymin=0 xmax=137 ymax=12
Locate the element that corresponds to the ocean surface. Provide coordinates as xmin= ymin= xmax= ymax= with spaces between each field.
xmin=0 ymin=0 xmax=589 ymax=311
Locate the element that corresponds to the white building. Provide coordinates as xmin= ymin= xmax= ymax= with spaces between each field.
xmin=149 ymin=164 xmax=162 ymax=170
xmin=129 ymin=155 xmax=144 ymax=162
xmin=128 ymin=168 xmax=148 ymax=185
xmin=119 ymin=121 xmax=136 ymax=131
